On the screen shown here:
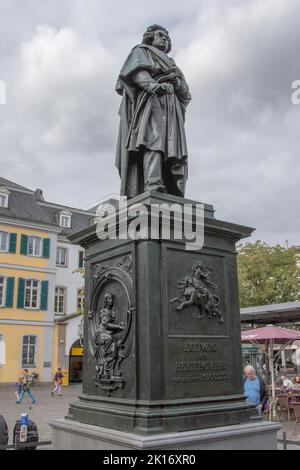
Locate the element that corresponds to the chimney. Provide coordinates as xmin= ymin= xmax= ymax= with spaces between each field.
xmin=35 ymin=188 xmax=44 ymax=201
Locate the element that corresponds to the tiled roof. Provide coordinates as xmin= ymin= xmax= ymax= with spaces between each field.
xmin=0 ymin=177 xmax=33 ymax=192
xmin=0 ymin=176 xmax=96 ymax=234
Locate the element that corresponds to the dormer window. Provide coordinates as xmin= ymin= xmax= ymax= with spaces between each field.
xmin=60 ymin=215 xmax=71 ymax=228
xmin=59 ymin=210 xmax=72 ymax=229
xmin=0 ymin=187 xmax=10 ymax=208
xmin=0 ymin=194 xmax=7 ymax=208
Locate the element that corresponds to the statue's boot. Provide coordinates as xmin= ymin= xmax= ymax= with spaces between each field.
xmin=143 ymin=150 xmax=165 ymax=192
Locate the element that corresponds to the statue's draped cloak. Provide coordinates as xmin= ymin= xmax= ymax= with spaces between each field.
xmin=115 ymin=44 xmax=191 ymax=197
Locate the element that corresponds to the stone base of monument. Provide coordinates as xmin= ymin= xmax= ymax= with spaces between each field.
xmin=53 ymin=191 xmax=275 ymax=450
xmin=49 ymin=418 xmax=280 ymax=450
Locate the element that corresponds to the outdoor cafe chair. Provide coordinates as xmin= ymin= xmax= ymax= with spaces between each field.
xmin=293 ymin=403 xmax=300 ymax=434
xmin=267 ymin=397 xmax=279 ymax=422
xmin=278 ymin=395 xmax=292 ymax=421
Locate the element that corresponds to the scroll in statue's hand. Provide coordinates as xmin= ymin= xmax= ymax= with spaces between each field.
xmin=156 ymin=71 xmax=180 ymax=83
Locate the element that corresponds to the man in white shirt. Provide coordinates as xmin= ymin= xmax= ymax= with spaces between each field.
xmin=281 ymin=375 xmax=293 ymax=388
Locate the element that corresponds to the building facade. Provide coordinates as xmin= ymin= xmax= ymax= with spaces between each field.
xmin=0 ymin=177 xmax=93 ymax=383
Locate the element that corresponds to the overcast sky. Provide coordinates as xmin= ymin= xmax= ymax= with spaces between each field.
xmin=0 ymin=0 xmax=299 ymax=245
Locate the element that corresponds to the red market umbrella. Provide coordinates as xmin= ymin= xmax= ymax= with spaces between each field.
xmin=241 ymin=325 xmax=300 ymax=397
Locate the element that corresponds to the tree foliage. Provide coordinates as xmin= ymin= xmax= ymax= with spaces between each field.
xmin=237 ymin=241 xmax=300 ymax=308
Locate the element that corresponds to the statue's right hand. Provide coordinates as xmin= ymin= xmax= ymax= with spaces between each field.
xmin=154 ymin=83 xmax=174 ymax=96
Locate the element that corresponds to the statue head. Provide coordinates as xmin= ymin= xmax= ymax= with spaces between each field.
xmin=192 ymin=262 xmax=209 ymax=279
xmin=103 ymin=292 xmax=114 ymax=308
xmin=192 ymin=262 xmax=203 ymax=272
xmin=142 ymin=24 xmax=172 ymax=53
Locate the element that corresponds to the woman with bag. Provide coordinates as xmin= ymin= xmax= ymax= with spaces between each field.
xmin=51 ymin=368 xmax=64 ymax=397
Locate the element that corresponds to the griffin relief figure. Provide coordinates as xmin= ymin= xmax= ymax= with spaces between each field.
xmin=170 ymin=262 xmax=224 ymax=323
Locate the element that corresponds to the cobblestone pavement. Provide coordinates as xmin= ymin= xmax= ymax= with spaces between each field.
xmin=0 ymin=383 xmax=81 ymax=445
xmin=276 ymin=420 xmax=300 ymax=449
xmin=262 ymin=413 xmax=300 ymax=450
xmin=2 ymin=384 xmax=300 ymax=450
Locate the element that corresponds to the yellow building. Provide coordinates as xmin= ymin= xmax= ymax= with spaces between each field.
xmin=0 ymin=177 xmax=93 ymax=383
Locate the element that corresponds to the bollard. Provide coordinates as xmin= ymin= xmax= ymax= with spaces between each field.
xmin=0 ymin=415 xmax=9 ymax=449
xmin=13 ymin=418 xmax=39 ymax=450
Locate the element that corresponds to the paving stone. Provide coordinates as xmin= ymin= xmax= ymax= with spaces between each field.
xmin=0 ymin=384 xmax=81 ymax=445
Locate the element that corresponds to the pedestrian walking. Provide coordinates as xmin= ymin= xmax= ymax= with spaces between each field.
xmin=31 ymin=371 xmax=40 ymax=386
xmin=243 ymin=365 xmax=268 ymax=414
xmin=14 ymin=377 xmax=22 ymax=401
xmin=51 ymin=368 xmax=64 ymax=396
xmin=16 ymin=369 xmax=37 ymax=405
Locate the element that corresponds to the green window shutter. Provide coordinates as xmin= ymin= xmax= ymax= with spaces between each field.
xmin=42 ymin=238 xmax=50 ymax=259
xmin=9 ymin=233 xmax=17 ymax=254
xmin=17 ymin=278 xmax=25 ymax=309
xmin=20 ymin=235 xmax=28 ymax=255
xmin=40 ymin=281 xmax=49 ymax=311
xmin=5 ymin=277 xmax=15 ymax=308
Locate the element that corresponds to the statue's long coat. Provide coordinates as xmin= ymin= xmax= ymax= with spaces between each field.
xmin=115 ymin=44 xmax=191 ymax=197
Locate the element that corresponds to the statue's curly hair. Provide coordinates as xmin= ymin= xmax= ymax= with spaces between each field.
xmin=103 ymin=292 xmax=114 ymax=307
xmin=192 ymin=262 xmax=203 ymax=272
xmin=142 ymin=24 xmax=172 ymax=53
xmin=192 ymin=262 xmax=211 ymax=274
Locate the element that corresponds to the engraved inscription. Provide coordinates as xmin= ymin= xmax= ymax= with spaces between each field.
xmin=172 ymin=342 xmax=229 ymax=384
xmin=175 ymin=361 xmax=226 ymax=371
xmin=183 ymin=342 xmax=217 ymax=353
xmin=173 ymin=373 xmax=228 ymax=383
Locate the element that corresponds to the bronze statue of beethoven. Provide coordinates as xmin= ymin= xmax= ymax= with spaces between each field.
xmin=116 ymin=24 xmax=191 ymax=198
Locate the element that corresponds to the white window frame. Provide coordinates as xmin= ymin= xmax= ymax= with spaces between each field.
xmin=0 ymin=231 xmax=9 ymax=252
xmin=0 ymin=334 xmax=5 ymax=367
xmin=77 ymin=288 xmax=84 ymax=314
xmin=27 ymin=236 xmax=42 ymax=257
xmin=24 ymin=279 xmax=40 ymax=310
xmin=78 ymin=250 xmax=85 ymax=269
xmin=21 ymin=335 xmax=37 ymax=368
xmin=0 ymin=192 xmax=8 ymax=208
xmin=59 ymin=214 xmax=71 ymax=229
xmin=0 ymin=276 xmax=6 ymax=307
xmin=56 ymin=246 xmax=68 ymax=267
xmin=54 ymin=286 xmax=66 ymax=315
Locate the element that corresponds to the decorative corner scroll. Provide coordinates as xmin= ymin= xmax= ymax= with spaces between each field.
xmin=93 ymin=255 xmax=133 ymax=283
xmin=170 ymin=262 xmax=224 ymax=324
xmin=115 ymin=255 xmax=133 ymax=278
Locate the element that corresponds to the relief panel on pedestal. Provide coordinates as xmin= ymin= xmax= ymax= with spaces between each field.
xmin=165 ymin=248 xmax=232 ymax=399
xmin=87 ymin=255 xmax=135 ymax=396
xmin=166 ymin=249 xmax=228 ymax=337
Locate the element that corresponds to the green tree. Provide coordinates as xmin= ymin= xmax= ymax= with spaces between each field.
xmin=237 ymin=241 xmax=300 ymax=307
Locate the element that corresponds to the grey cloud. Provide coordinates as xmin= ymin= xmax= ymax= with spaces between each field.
xmin=0 ymin=0 xmax=299 ymax=245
